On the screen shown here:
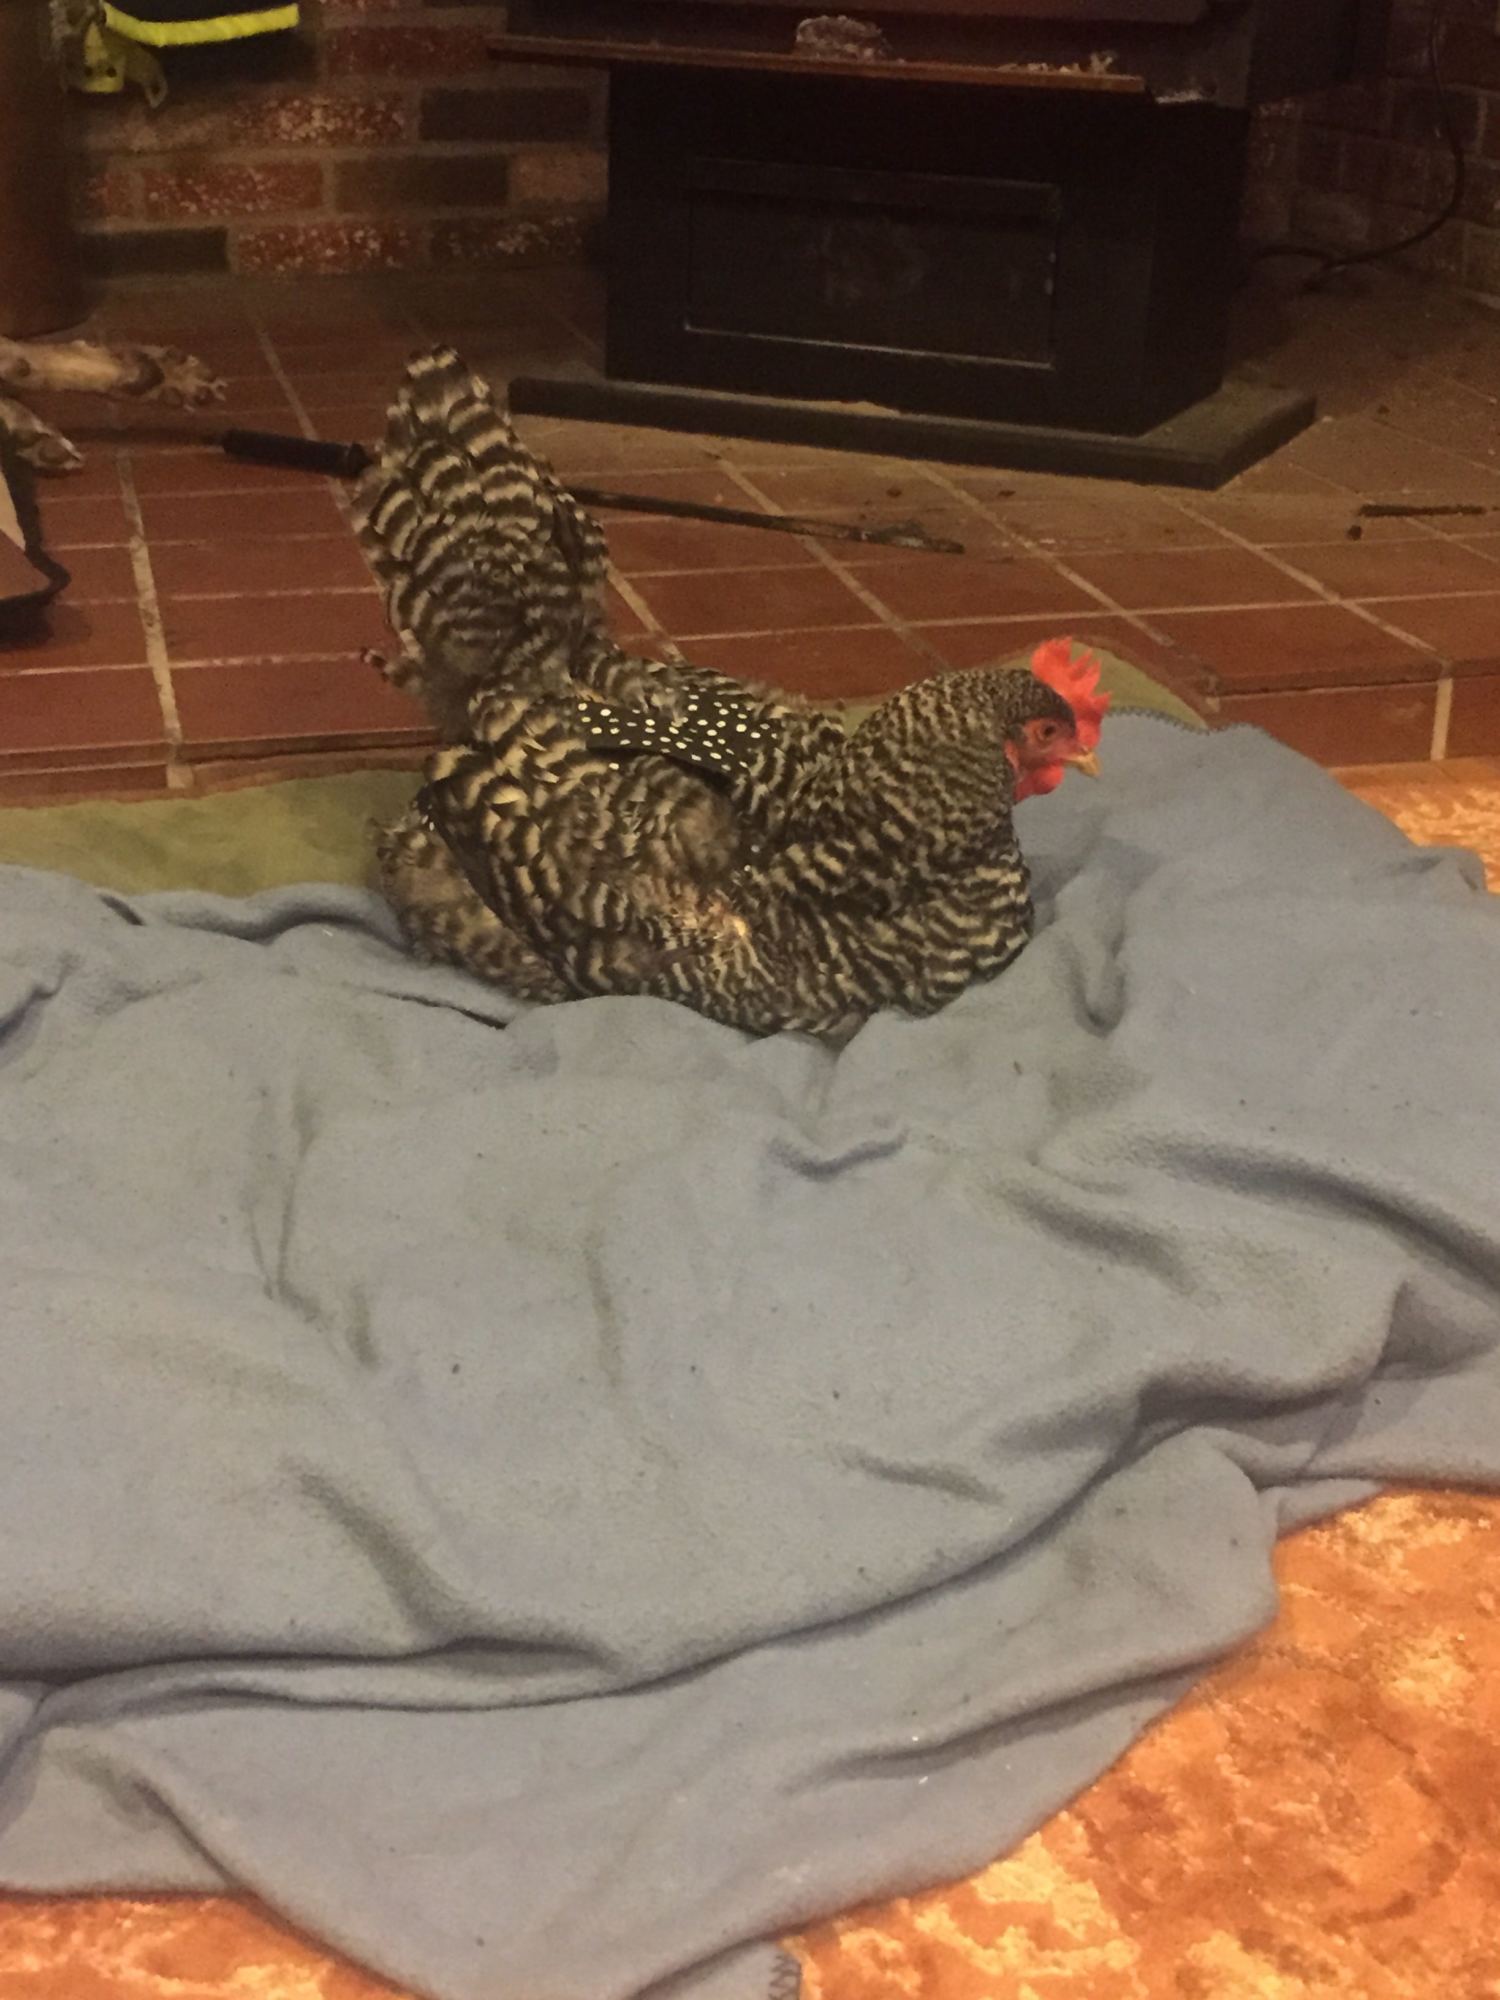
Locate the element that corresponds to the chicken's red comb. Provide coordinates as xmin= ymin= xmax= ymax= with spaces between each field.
xmin=1029 ymin=637 xmax=1110 ymax=750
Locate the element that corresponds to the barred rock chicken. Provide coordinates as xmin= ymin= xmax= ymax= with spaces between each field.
xmin=354 ymin=349 xmax=1107 ymax=1040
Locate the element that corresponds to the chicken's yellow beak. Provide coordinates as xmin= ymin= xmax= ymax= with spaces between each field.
xmin=1064 ymin=749 xmax=1101 ymax=778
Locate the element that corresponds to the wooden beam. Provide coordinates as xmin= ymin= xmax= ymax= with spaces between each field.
xmin=490 ymin=32 xmax=1146 ymax=91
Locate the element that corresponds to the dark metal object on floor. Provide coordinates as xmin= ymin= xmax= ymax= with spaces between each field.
xmin=222 ymin=428 xmax=374 ymax=479
xmin=493 ymin=0 xmax=1383 ymax=478
xmin=217 ymin=426 xmax=967 ymax=551
xmin=1359 ymin=501 xmax=1487 ymax=520
xmin=570 ymin=484 xmax=967 ymax=554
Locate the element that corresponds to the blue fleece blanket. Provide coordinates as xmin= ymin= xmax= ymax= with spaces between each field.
xmin=0 ymin=713 xmax=1497 ymax=2000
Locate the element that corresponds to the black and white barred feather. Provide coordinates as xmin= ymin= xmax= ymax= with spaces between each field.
xmin=396 ymin=666 xmax=1072 ymax=1040
xmin=359 ymin=347 xmax=1078 ymax=1038
xmin=353 ymin=346 xmax=610 ymax=736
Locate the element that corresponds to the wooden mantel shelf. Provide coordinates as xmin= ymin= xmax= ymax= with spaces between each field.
xmin=490 ymin=31 xmax=1147 ymax=91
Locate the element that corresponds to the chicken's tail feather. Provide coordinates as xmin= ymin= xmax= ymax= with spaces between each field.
xmin=354 ymin=346 xmax=607 ymax=714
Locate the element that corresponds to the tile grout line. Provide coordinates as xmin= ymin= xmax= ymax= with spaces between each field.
xmin=51 ymin=531 xmax=361 ymax=553
xmin=248 ymin=313 xmax=315 ymax=436
xmin=115 ymin=450 xmax=185 ymax=782
xmin=247 ymin=303 xmax=402 ymax=743
xmin=608 ymin=569 xmax=672 ymax=639
xmin=712 ymin=459 xmax=955 ymax=671
xmin=1171 ymin=489 xmax=1462 ymax=639
xmin=1168 ymin=492 xmax=1456 ymax=740
xmin=139 ymin=647 xmax=414 ymax=671
xmin=143 ymin=586 xmax=383 ymax=604
xmin=1295 ymin=406 xmax=1500 ymax=493
xmin=623 ymin=585 xmax=1500 ymax=618
xmin=917 ymin=465 xmax=1199 ymax=673
xmin=1431 ymin=676 xmax=1453 ymax=761
xmin=4 ymin=660 xmax=174 ymax=677
xmin=249 ymin=307 xmax=348 ymax=520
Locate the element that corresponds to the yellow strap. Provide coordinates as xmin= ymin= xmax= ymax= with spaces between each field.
xmin=63 ymin=20 xmax=167 ymax=106
xmin=102 ymin=0 xmax=298 ymax=45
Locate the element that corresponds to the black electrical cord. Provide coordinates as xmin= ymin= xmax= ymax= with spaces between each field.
xmin=1248 ymin=0 xmax=1464 ymax=292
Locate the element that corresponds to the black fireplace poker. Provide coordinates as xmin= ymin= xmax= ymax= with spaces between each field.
xmin=217 ymin=427 xmax=967 ymax=556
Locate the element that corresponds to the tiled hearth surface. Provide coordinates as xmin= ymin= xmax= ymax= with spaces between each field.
xmin=8 ymin=263 xmax=1500 ymax=823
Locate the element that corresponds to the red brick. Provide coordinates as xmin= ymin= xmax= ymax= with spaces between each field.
xmin=84 ymin=84 xmax=409 ymax=155
xmin=1384 ymin=208 xmax=1466 ymax=284
xmin=1390 ymin=79 xmax=1482 ymax=151
xmin=509 ymin=147 xmax=607 ymax=207
xmin=130 ymin=448 xmax=333 ymax=497
xmin=232 ymin=91 xmax=409 ymax=146
xmin=606 ymin=583 xmax=647 ymax=638
xmin=856 ymin=555 xmax=1096 ymax=625
xmin=429 ymin=213 xmax=597 ymax=266
xmin=1386 ymin=2 xmax=1436 ymax=79
xmin=74 ymin=165 xmax=137 ymax=224
xmin=334 ymin=152 xmax=509 ymax=211
xmin=74 ymin=97 xmax=222 ymax=156
xmin=685 ymin=626 xmax=930 ymax=702
xmin=1247 ymin=112 xmax=1298 ymax=183
xmin=235 ymin=220 xmax=425 ymax=274
xmin=1289 ymin=189 xmax=1372 ymax=250
xmin=139 ymin=486 xmax=348 ymax=541
xmin=1296 ymin=125 xmax=1342 ymax=190
xmin=0 ymin=667 xmax=165 ymax=760
xmin=1241 ymin=180 xmax=1291 ymax=244
xmin=1148 ymin=603 xmax=1434 ymax=693
xmin=174 ymin=653 xmax=426 ymax=755
xmin=1370 ymin=591 xmax=1500 ymax=668
xmin=39 ymin=490 xmax=133 ymax=548
xmin=605 ymin=517 xmax=819 ymax=575
xmin=322 ymin=25 xmax=491 ymax=77
xmin=1379 ymin=141 xmax=1439 ymax=211
xmin=0 ymin=600 xmax=148 ymax=671
xmin=52 ymin=546 xmax=139 ymax=602
xmin=141 ymin=162 xmax=325 ymax=223
xmin=81 ymin=227 xmax=229 ymax=275
xmin=1438 ymin=20 xmax=1500 ymax=93
xmin=1315 ymin=79 xmax=1392 ymax=136
xmin=1448 ymin=670 xmax=1500 ymax=754
xmin=1215 ymin=683 xmax=1436 ymax=765
xmin=1063 ymin=546 xmax=1316 ymax=611
xmin=0 ymin=761 xmax=172 ymax=803
xmin=151 ymin=534 xmax=372 ymax=598
xmin=159 ymin=589 xmax=389 ymax=664
xmin=633 ymin=565 xmax=877 ymax=639
xmin=1336 ymin=133 xmax=1385 ymax=200
xmin=420 ymin=86 xmax=593 ymax=143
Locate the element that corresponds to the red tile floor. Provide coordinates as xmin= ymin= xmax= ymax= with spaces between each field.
xmin=7 ymin=262 xmax=1500 ymax=818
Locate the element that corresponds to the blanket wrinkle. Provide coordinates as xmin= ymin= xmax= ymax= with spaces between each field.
xmin=1120 ymin=1124 xmax=1500 ymax=1303
xmin=767 ymin=1120 xmax=905 ymax=1178
xmin=0 ymin=714 xmax=1497 ymax=2000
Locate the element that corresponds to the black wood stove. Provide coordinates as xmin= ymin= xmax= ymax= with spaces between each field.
xmin=496 ymin=0 xmax=1388 ymax=485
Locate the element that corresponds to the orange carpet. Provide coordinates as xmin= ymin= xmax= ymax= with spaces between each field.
xmin=1 ymin=766 xmax=1496 ymax=2000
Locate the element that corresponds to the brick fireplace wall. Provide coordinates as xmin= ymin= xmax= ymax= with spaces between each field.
xmin=71 ymin=0 xmax=1500 ymax=295
xmin=1243 ymin=0 xmax=1500 ymax=300
xmin=69 ymin=1 xmax=608 ymax=276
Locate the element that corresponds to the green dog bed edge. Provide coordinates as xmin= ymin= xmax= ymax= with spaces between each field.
xmin=0 ymin=655 xmax=1200 ymax=898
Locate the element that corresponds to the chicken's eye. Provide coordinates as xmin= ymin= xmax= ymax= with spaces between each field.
xmin=1036 ymin=722 xmax=1058 ymax=743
